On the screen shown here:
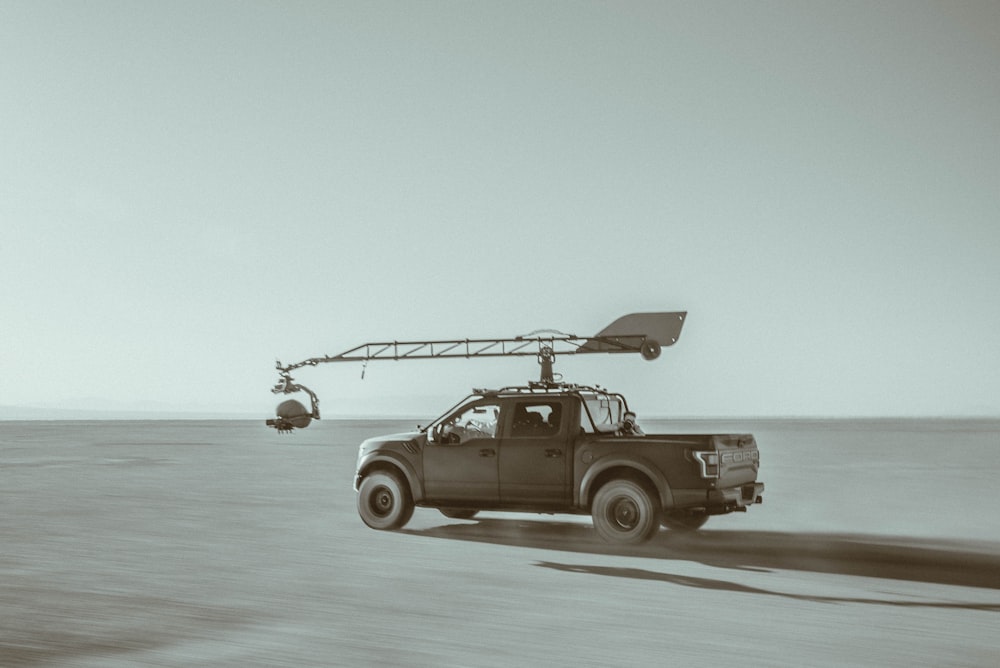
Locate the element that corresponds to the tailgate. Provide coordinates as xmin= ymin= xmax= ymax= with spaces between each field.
xmin=693 ymin=434 xmax=760 ymax=487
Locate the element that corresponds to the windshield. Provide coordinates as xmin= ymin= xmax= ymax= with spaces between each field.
xmin=422 ymin=394 xmax=481 ymax=433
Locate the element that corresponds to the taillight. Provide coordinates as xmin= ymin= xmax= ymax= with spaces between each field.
xmin=694 ymin=451 xmax=720 ymax=479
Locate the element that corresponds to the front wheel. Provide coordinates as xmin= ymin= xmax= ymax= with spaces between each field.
xmin=591 ymin=479 xmax=660 ymax=544
xmin=357 ymin=470 xmax=414 ymax=530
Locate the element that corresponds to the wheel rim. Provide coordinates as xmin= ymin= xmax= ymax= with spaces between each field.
xmin=609 ymin=496 xmax=639 ymax=531
xmin=370 ymin=484 xmax=395 ymax=518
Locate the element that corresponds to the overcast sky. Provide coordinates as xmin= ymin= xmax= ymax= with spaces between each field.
xmin=2 ymin=1 xmax=998 ymax=419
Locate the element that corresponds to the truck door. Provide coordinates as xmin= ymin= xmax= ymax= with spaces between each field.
xmin=498 ymin=398 xmax=570 ymax=506
xmin=423 ymin=402 xmax=500 ymax=505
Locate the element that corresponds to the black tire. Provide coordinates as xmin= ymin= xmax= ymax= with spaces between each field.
xmin=439 ymin=508 xmax=479 ymax=520
xmin=357 ymin=470 xmax=414 ymax=530
xmin=591 ymin=479 xmax=660 ymax=544
xmin=661 ymin=511 xmax=709 ymax=531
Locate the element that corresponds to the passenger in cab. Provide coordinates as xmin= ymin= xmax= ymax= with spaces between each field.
xmin=619 ymin=410 xmax=644 ymax=436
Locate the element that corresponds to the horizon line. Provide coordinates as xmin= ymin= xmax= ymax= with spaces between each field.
xmin=2 ymin=412 xmax=998 ymax=422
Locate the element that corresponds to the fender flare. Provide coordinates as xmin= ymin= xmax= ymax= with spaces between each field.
xmin=579 ymin=453 xmax=674 ymax=510
xmin=356 ymin=452 xmax=425 ymax=503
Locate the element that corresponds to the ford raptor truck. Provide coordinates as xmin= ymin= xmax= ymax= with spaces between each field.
xmin=353 ymin=382 xmax=763 ymax=544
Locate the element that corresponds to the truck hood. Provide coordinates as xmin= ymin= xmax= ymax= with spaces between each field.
xmin=358 ymin=431 xmax=425 ymax=455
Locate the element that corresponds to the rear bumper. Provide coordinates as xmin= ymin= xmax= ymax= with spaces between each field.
xmin=672 ymin=482 xmax=764 ymax=514
xmin=711 ymin=481 xmax=765 ymax=510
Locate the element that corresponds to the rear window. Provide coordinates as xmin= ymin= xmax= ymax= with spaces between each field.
xmin=510 ymin=401 xmax=562 ymax=437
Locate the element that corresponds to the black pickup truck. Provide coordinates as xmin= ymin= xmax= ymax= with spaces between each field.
xmin=354 ymin=382 xmax=764 ymax=544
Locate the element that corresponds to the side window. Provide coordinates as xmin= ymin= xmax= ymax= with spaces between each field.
xmin=511 ymin=401 xmax=562 ymax=438
xmin=440 ymin=404 xmax=499 ymax=444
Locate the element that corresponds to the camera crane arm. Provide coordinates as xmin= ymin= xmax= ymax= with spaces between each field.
xmin=267 ymin=311 xmax=686 ymax=432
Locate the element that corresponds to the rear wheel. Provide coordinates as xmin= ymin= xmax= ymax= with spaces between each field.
xmin=439 ymin=508 xmax=478 ymax=520
xmin=591 ymin=479 xmax=660 ymax=544
xmin=357 ymin=470 xmax=414 ymax=530
xmin=661 ymin=511 xmax=709 ymax=531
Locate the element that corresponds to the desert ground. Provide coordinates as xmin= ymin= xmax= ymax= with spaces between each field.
xmin=2 ymin=418 xmax=998 ymax=666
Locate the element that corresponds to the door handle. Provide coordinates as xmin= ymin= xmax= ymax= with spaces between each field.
xmin=545 ymin=448 xmax=563 ymax=458
xmin=479 ymin=448 xmax=496 ymax=457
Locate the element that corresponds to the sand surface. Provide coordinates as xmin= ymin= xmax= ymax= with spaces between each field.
xmin=2 ymin=418 xmax=999 ymax=666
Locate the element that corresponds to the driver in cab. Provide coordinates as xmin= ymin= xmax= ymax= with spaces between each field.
xmin=441 ymin=406 xmax=498 ymax=444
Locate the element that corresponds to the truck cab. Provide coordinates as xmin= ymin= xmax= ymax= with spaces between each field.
xmin=423 ymin=389 xmax=579 ymax=509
